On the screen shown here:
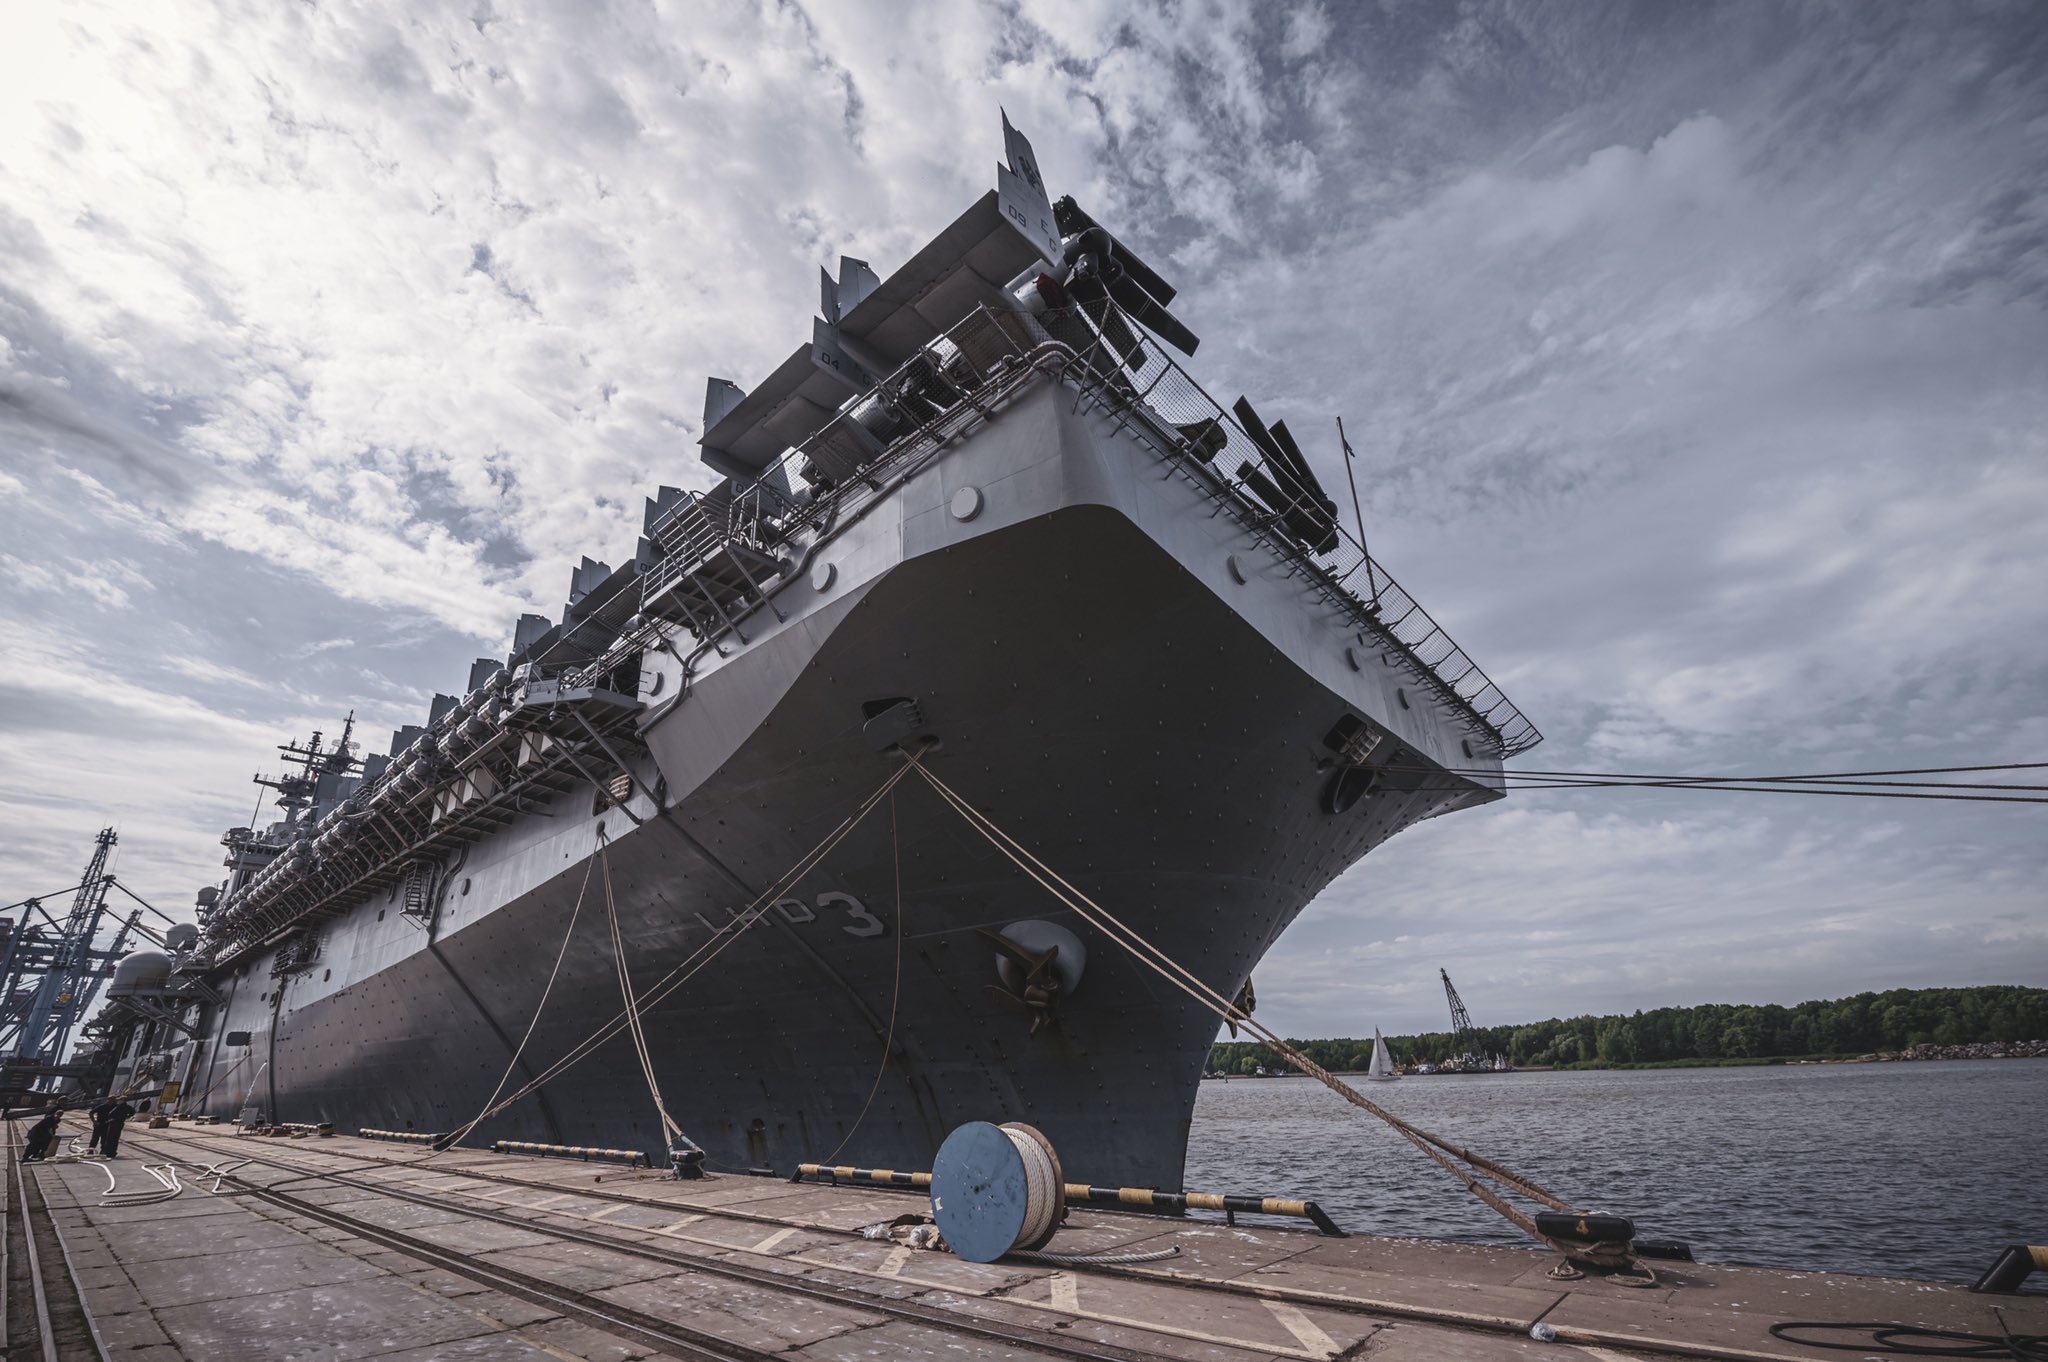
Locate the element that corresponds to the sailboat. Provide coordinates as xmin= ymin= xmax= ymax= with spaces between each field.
xmin=1366 ymin=1027 xmax=1402 ymax=1082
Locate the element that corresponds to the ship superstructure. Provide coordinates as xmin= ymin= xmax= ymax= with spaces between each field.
xmin=93 ymin=118 xmax=1537 ymax=1188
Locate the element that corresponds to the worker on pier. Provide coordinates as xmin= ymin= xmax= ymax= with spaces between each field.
xmin=98 ymin=1097 xmax=137 ymax=1158
xmin=22 ymin=1106 xmax=63 ymax=1162
xmin=88 ymin=1096 xmax=118 ymax=1153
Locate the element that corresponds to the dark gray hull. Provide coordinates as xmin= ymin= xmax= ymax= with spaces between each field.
xmin=191 ymin=500 xmax=1491 ymax=1188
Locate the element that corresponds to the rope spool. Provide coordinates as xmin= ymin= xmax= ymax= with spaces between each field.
xmin=1005 ymin=1122 xmax=1065 ymax=1250
xmin=928 ymin=1121 xmax=1065 ymax=1262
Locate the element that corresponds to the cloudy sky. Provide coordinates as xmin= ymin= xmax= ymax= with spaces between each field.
xmin=2 ymin=1 xmax=2043 ymax=1037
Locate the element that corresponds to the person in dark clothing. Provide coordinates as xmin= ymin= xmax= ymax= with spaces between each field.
xmin=98 ymin=1099 xmax=137 ymax=1158
xmin=88 ymin=1098 xmax=117 ymax=1154
xmin=22 ymin=1108 xmax=62 ymax=1162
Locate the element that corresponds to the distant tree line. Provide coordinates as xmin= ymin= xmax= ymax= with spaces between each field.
xmin=1205 ymin=985 xmax=2048 ymax=1073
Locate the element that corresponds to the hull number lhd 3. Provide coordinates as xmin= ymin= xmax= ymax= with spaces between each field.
xmin=779 ymin=892 xmax=885 ymax=936
xmin=694 ymin=892 xmax=885 ymax=938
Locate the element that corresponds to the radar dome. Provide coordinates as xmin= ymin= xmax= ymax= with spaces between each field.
xmin=108 ymin=950 xmax=173 ymax=998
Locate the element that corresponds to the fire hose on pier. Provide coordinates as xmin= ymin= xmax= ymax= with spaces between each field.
xmin=85 ymin=1160 xmax=183 ymax=1206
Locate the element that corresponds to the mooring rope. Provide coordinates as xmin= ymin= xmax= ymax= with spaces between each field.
xmin=452 ymin=748 xmax=928 ymax=1130
xmin=1771 ymin=1314 xmax=2048 ymax=1360
xmin=910 ymin=760 xmax=1609 ymax=1257
xmin=819 ymin=791 xmax=907 ymax=1165
xmin=599 ymin=835 xmax=686 ymax=1151
xmin=174 ymin=1049 xmax=254 ymax=1116
xmin=87 ymin=1160 xmax=183 ymax=1206
xmin=427 ymin=853 xmax=600 ymax=1158
xmin=1012 ymin=1246 xmax=1183 ymax=1267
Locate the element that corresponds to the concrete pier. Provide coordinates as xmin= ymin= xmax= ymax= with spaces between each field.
xmin=8 ymin=1117 xmax=2042 ymax=1360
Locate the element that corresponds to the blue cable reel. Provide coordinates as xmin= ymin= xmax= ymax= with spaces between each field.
xmin=928 ymin=1121 xmax=1065 ymax=1263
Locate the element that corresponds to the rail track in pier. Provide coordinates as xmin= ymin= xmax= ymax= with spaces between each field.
xmin=124 ymin=1126 xmax=1303 ymax=1362
xmin=6 ymin=1121 xmax=105 ymax=1361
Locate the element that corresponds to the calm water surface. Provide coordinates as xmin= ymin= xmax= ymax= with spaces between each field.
xmin=1182 ymin=1060 xmax=2047 ymax=1282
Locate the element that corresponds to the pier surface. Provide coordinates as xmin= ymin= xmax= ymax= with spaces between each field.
xmin=6 ymin=1118 xmax=2041 ymax=1361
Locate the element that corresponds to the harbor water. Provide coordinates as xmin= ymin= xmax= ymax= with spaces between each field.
xmin=1182 ymin=1058 xmax=2047 ymax=1282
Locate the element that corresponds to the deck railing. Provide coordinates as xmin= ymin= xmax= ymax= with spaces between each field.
xmin=643 ymin=300 xmax=1540 ymax=760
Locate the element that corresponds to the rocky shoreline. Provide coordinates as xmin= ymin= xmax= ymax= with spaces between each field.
xmin=1858 ymin=1040 xmax=2047 ymax=1062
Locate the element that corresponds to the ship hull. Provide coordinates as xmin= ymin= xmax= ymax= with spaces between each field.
xmin=189 ymin=495 xmax=1490 ymax=1188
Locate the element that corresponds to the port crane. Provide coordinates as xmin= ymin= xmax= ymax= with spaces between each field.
xmin=1 ymin=828 xmax=184 ymax=1102
xmin=1438 ymin=968 xmax=1509 ymax=1073
xmin=1441 ymin=967 xmax=1477 ymax=1048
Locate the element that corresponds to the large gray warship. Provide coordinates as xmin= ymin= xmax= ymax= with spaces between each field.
xmin=90 ymin=118 xmax=1537 ymax=1189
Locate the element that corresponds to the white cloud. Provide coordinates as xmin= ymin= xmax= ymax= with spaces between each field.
xmin=1 ymin=1 xmax=2043 ymax=1032
xmin=0 ymin=553 xmax=60 ymax=593
xmin=160 ymin=655 xmax=273 ymax=691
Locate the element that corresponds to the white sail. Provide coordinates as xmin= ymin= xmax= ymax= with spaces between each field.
xmin=1367 ymin=1027 xmax=1400 ymax=1081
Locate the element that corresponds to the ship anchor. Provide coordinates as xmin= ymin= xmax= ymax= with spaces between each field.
xmin=979 ymin=920 xmax=1086 ymax=1036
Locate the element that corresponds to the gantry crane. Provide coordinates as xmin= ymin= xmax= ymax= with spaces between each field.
xmin=1 ymin=828 xmax=180 ymax=1100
